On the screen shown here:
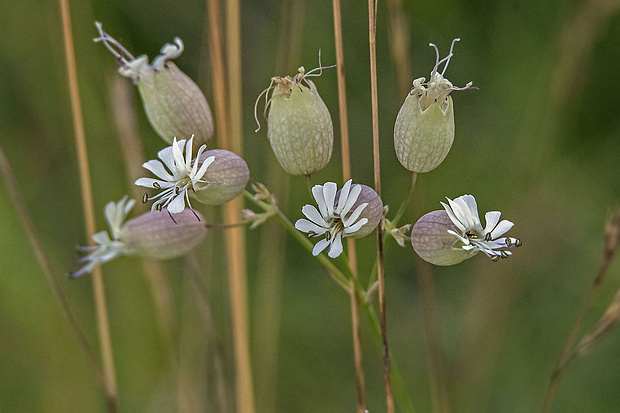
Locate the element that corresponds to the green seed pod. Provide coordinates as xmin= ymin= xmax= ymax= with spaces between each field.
xmin=95 ymin=23 xmax=214 ymax=146
xmin=394 ymin=39 xmax=474 ymax=173
xmin=121 ymin=209 xmax=207 ymax=259
xmin=410 ymin=210 xmax=473 ymax=266
xmin=257 ymin=66 xmax=333 ymax=176
xmin=192 ymin=149 xmax=250 ymax=205
xmin=338 ymin=184 xmax=383 ymax=238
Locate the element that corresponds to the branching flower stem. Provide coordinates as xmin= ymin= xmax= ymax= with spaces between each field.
xmin=243 ymin=190 xmax=417 ymax=412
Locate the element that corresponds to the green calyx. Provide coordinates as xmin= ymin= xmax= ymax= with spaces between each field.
xmin=267 ymin=77 xmax=333 ymax=176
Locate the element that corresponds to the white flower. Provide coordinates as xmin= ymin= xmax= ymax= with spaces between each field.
xmin=135 ymin=137 xmax=215 ymax=214
xmin=295 ymin=180 xmax=369 ymax=258
xmin=70 ymin=196 xmax=135 ymax=278
xmin=441 ymin=194 xmax=521 ymax=261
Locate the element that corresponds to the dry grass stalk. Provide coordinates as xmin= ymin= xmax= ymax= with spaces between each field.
xmin=224 ymin=0 xmax=256 ymax=412
xmin=333 ymin=0 xmax=366 ymax=410
xmin=566 ymin=209 xmax=620 ymax=364
xmin=367 ymin=0 xmax=394 ymax=411
xmin=539 ymin=208 xmax=620 ymax=413
xmin=58 ymin=0 xmax=117 ymax=409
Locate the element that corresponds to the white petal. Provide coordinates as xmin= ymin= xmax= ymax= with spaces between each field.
xmin=92 ymin=231 xmax=112 ymax=245
xmin=452 ymin=195 xmax=480 ymax=231
xmin=295 ymin=219 xmax=327 ymax=235
xmin=341 ymin=184 xmax=362 ymax=217
xmin=441 ymin=200 xmax=466 ymax=233
xmin=343 ymin=202 xmax=368 ymax=227
xmin=185 ymin=137 xmax=194 ymax=170
xmin=483 ymin=211 xmax=502 ymax=235
xmin=447 ymin=229 xmax=469 ymax=244
xmin=191 ymin=144 xmax=208 ymax=177
xmin=135 ymin=177 xmax=174 ymax=189
xmin=301 ymin=205 xmax=329 ymax=226
xmin=171 ymin=138 xmax=187 ymax=171
xmin=323 ymin=182 xmax=337 ymax=217
xmin=158 ymin=143 xmax=180 ymax=171
xmin=312 ymin=184 xmax=328 ymax=218
xmin=167 ymin=193 xmax=187 ymax=213
xmin=335 ymin=179 xmax=352 ymax=214
xmin=312 ymin=238 xmax=330 ymax=256
xmin=194 ymin=156 xmax=214 ymax=181
xmin=344 ymin=218 xmax=368 ymax=234
xmin=490 ymin=220 xmax=513 ymax=239
xmin=142 ymin=159 xmax=174 ymax=181
xmin=328 ymin=233 xmax=344 ymax=258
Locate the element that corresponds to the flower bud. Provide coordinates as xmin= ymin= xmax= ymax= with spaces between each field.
xmin=394 ymin=39 xmax=474 ymax=173
xmin=258 ymin=67 xmax=333 ymax=175
xmin=121 ymin=209 xmax=206 ymax=259
xmin=339 ymin=184 xmax=383 ymax=238
xmin=191 ymin=149 xmax=250 ymax=205
xmin=410 ymin=210 xmax=473 ymax=266
xmin=95 ymin=23 xmax=214 ymax=146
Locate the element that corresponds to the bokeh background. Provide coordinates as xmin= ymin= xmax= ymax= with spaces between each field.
xmin=1 ymin=0 xmax=620 ymax=412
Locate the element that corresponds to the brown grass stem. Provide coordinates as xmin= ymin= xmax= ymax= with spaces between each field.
xmin=539 ymin=213 xmax=620 ymax=413
xmin=58 ymin=1 xmax=117 ymax=409
xmin=0 ymin=144 xmax=104 ymax=385
xmin=206 ymin=0 xmax=230 ymax=147
xmin=333 ymin=0 xmax=366 ymax=409
xmin=367 ymin=0 xmax=394 ymax=411
xmin=385 ymin=0 xmax=413 ymax=93
xmin=224 ymin=1 xmax=255 ymax=411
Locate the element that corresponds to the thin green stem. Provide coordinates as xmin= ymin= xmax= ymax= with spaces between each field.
xmin=392 ymin=171 xmax=417 ymax=226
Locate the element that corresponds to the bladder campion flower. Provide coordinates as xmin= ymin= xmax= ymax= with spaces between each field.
xmin=94 ymin=22 xmax=214 ymax=145
xmin=394 ymin=38 xmax=475 ymax=173
xmin=255 ymin=60 xmax=334 ymax=176
xmin=70 ymin=196 xmax=206 ymax=278
xmin=411 ymin=194 xmax=521 ymax=266
xmin=295 ymin=180 xmax=382 ymax=258
xmin=136 ymin=137 xmax=215 ymax=214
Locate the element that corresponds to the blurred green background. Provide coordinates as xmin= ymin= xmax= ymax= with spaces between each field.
xmin=1 ymin=0 xmax=620 ymax=412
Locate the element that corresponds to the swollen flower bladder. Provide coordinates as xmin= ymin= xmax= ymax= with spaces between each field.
xmin=94 ymin=22 xmax=214 ymax=145
xmin=70 ymin=196 xmax=206 ymax=277
xmin=295 ymin=180 xmax=382 ymax=258
xmin=136 ymin=137 xmax=215 ymax=214
xmin=394 ymin=38 xmax=475 ymax=173
xmin=411 ymin=194 xmax=521 ymax=266
xmin=255 ymin=59 xmax=335 ymax=176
